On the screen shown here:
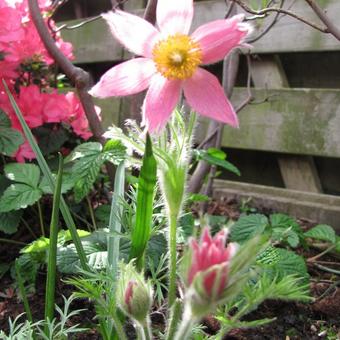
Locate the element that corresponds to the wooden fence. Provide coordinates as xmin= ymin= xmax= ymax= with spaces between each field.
xmin=58 ymin=0 xmax=340 ymax=229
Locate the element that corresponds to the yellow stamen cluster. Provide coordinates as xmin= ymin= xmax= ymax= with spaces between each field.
xmin=152 ymin=34 xmax=202 ymax=80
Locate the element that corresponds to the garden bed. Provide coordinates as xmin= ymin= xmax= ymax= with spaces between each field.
xmin=1 ymin=198 xmax=339 ymax=339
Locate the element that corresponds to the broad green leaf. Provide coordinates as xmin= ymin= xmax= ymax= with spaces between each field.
xmin=21 ymin=230 xmax=90 ymax=254
xmin=39 ymin=172 xmax=76 ymax=194
xmin=34 ymin=125 xmax=69 ymax=155
xmin=67 ymin=140 xmax=126 ymax=202
xmin=187 ymin=193 xmax=209 ymax=203
xmin=207 ymin=147 xmax=226 ymax=160
xmin=0 ymin=110 xmax=24 ymax=156
xmin=304 ymin=224 xmax=336 ymax=244
xmin=129 ymin=134 xmax=157 ymax=269
xmin=21 ymin=237 xmax=50 ymax=254
xmin=57 ymin=241 xmax=107 ymax=273
xmin=260 ymin=248 xmax=309 ymax=283
xmin=0 ymin=183 xmax=42 ymax=212
xmin=195 ymin=149 xmax=240 ymax=176
xmin=230 ymin=214 xmax=268 ymax=243
xmin=270 ymin=213 xmax=300 ymax=232
xmin=0 ymin=210 xmax=23 ymax=234
xmin=5 ymin=163 xmax=41 ymax=188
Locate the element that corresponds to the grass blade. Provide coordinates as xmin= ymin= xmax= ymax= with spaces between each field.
xmin=129 ymin=134 xmax=157 ymax=270
xmin=2 ymin=80 xmax=89 ymax=271
xmin=44 ymin=153 xmax=63 ymax=334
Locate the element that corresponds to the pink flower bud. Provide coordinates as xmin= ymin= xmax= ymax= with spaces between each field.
xmin=187 ymin=227 xmax=236 ymax=299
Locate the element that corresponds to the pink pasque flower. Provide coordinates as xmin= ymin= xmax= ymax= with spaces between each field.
xmin=89 ymin=0 xmax=252 ymax=132
xmin=188 ymin=227 xmax=237 ymax=298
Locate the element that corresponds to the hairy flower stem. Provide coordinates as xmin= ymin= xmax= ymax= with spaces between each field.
xmin=136 ymin=319 xmax=152 ymax=340
xmin=173 ymin=304 xmax=196 ymax=340
xmin=165 ymin=299 xmax=182 ymax=340
xmin=168 ymin=212 xmax=179 ymax=307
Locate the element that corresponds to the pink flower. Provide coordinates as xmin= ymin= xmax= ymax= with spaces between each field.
xmin=0 ymin=6 xmax=24 ymax=43
xmin=89 ymin=0 xmax=252 ymax=132
xmin=187 ymin=227 xmax=236 ymax=298
xmin=15 ymin=139 xmax=35 ymax=162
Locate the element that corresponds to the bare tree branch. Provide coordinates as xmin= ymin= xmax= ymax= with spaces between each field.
xmin=230 ymin=0 xmax=328 ymax=33
xmin=304 ymin=0 xmax=340 ymax=41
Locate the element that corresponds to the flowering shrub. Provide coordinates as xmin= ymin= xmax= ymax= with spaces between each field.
xmin=0 ymin=0 xmax=93 ymax=162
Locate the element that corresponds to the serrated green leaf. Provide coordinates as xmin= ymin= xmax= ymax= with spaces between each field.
xmin=270 ymin=213 xmax=300 ymax=231
xmin=0 ymin=210 xmax=23 ymax=234
xmin=304 ymin=224 xmax=336 ymax=244
xmin=57 ymin=241 xmax=107 ymax=273
xmin=67 ymin=141 xmax=126 ymax=202
xmin=230 ymin=214 xmax=269 ymax=243
xmin=4 ymin=163 xmax=41 ymax=188
xmin=0 ymin=183 xmax=42 ymax=212
xmin=39 ymin=172 xmax=76 ymax=194
xmin=0 ymin=128 xmax=24 ymax=156
xmin=0 ymin=109 xmax=11 ymax=127
xmin=0 ymin=110 xmax=24 ymax=156
xmin=286 ymin=231 xmax=300 ymax=248
xmin=261 ymin=248 xmax=309 ymax=283
xmin=256 ymin=246 xmax=280 ymax=265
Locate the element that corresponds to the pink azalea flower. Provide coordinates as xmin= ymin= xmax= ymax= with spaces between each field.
xmin=187 ymin=227 xmax=237 ymax=298
xmin=89 ymin=0 xmax=252 ymax=132
xmin=15 ymin=139 xmax=35 ymax=163
xmin=43 ymin=91 xmax=70 ymax=123
xmin=0 ymin=6 xmax=24 ymax=43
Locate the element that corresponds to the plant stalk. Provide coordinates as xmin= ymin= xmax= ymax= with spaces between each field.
xmin=44 ymin=154 xmax=63 ymax=335
xmin=165 ymin=299 xmax=182 ymax=340
xmin=168 ymin=212 xmax=178 ymax=307
xmin=173 ymin=304 xmax=196 ymax=340
xmin=37 ymin=200 xmax=45 ymax=237
xmin=86 ymin=195 xmax=97 ymax=230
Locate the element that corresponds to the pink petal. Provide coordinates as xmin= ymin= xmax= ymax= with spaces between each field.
xmin=191 ymin=14 xmax=252 ymax=65
xmin=157 ymin=0 xmax=193 ymax=35
xmin=142 ymin=74 xmax=181 ymax=133
xmin=183 ymin=68 xmax=238 ymax=127
xmin=102 ymin=10 xmax=160 ymax=58
xmin=89 ymin=58 xmax=156 ymax=98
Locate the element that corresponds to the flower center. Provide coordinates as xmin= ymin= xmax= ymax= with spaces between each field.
xmin=152 ymin=34 xmax=202 ymax=80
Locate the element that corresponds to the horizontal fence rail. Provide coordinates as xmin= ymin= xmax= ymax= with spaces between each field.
xmin=59 ymin=0 xmax=340 ymax=64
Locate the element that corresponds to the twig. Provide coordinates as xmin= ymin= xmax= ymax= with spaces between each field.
xmin=304 ymin=0 xmax=340 ymax=41
xmin=313 ymin=263 xmax=340 ymax=276
xmin=224 ymin=0 xmax=235 ymax=19
xmin=230 ymin=0 xmax=327 ymax=33
xmin=56 ymin=15 xmax=102 ymax=32
xmin=247 ymin=0 xmax=284 ymax=43
xmin=313 ymin=280 xmax=340 ymax=302
xmin=307 ymin=244 xmax=336 ymax=263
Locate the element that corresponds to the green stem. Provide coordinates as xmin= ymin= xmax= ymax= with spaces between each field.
xmin=20 ymin=218 xmax=37 ymax=238
xmin=139 ymin=318 xmax=152 ymax=340
xmin=173 ymin=304 xmax=196 ymax=340
xmin=111 ymin=310 xmax=128 ymax=340
xmin=165 ymin=299 xmax=182 ymax=340
xmin=71 ymin=210 xmax=93 ymax=232
xmin=168 ymin=212 xmax=178 ymax=307
xmin=0 ymin=238 xmax=26 ymax=245
xmin=44 ymin=155 xmax=63 ymax=335
xmin=86 ymin=195 xmax=97 ymax=230
xmin=15 ymin=260 xmax=33 ymax=323
xmin=37 ymin=200 xmax=45 ymax=237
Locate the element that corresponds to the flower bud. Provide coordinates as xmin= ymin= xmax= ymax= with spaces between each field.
xmin=117 ymin=262 xmax=153 ymax=323
xmin=181 ymin=227 xmax=237 ymax=316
